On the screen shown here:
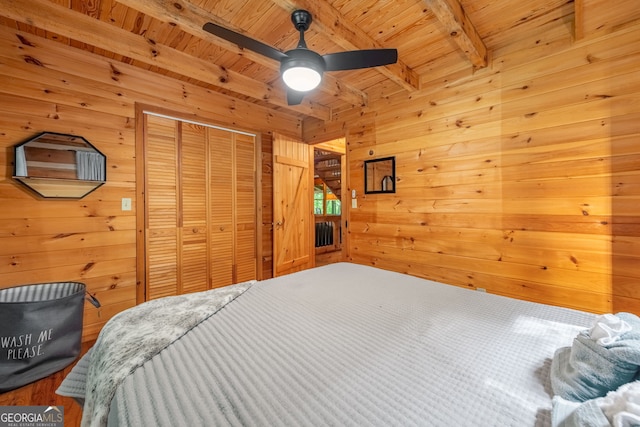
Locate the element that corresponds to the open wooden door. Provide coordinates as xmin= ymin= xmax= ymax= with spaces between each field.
xmin=273 ymin=133 xmax=314 ymax=276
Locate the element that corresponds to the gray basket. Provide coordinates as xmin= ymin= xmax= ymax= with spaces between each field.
xmin=0 ymin=282 xmax=91 ymax=392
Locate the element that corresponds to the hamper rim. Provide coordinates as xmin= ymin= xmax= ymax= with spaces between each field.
xmin=0 ymin=281 xmax=86 ymax=303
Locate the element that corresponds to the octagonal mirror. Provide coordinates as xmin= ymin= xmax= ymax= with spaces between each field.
xmin=13 ymin=132 xmax=106 ymax=198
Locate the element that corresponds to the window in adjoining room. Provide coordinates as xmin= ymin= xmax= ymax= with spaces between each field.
xmin=314 ymin=182 xmax=341 ymax=216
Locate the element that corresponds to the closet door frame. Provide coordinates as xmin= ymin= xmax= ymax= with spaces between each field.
xmin=134 ymin=104 xmax=262 ymax=303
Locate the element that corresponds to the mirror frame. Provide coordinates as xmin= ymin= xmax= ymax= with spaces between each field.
xmin=12 ymin=132 xmax=106 ymax=199
xmin=364 ymin=156 xmax=396 ymax=194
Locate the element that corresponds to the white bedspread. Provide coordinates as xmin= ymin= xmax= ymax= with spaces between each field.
xmin=66 ymin=263 xmax=596 ymax=426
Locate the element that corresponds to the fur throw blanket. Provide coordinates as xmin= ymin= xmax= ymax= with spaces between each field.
xmin=81 ymin=282 xmax=253 ymax=427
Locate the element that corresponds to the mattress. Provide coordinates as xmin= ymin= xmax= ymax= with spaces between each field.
xmin=61 ymin=262 xmax=596 ymax=426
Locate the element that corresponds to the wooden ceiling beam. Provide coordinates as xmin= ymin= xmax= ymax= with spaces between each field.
xmin=423 ymin=0 xmax=488 ymax=68
xmin=270 ymin=0 xmax=421 ymax=92
xmin=117 ymin=0 xmax=368 ymax=108
xmin=1 ymin=0 xmax=331 ymax=120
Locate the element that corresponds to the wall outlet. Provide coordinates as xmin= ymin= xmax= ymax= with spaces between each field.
xmin=121 ymin=198 xmax=132 ymax=211
xmin=351 ymin=198 xmax=357 ymax=209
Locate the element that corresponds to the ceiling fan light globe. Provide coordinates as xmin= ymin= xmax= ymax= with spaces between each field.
xmin=282 ymin=66 xmax=322 ymax=92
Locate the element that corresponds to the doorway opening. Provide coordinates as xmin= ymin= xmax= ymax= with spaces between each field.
xmin=313 ymin=138 xmax=345 ymax=266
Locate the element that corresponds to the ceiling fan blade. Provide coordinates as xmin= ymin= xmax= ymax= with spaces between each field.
xmin=286 ymin=88 xmax=306 ymax=105
xmin=323 ymin=49 xmax=398 ymax=72
xmin=203 ymin=22 xmax=288 ymax=62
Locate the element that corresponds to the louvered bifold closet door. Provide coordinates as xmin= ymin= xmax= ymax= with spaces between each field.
xmin=145 ymin=115 xmax=179 ymax=299
xmin=143 ymin=113 xmax=257 ymax=300
xmin=180 ymin=123 xmax=209 ymax=294
xmin=235 ymin=133 xmax=257 ymax=283
xmin=208 ymin=129 xmax=257 ymax=286
xmin=208 ymin=128 xmax=234 ymax=287
xmin=145 ymin=118 xmax=209 ymax=299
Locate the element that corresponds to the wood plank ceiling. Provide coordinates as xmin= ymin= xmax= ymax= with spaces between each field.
xmin=1 ymin=0 xmax=573 ymax=121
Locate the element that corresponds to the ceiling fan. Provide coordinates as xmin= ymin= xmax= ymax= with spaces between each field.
xmin=203 ymin=10 xmax=398 ymax=105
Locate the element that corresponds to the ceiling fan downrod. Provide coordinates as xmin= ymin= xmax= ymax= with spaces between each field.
xmin=291 ymin=10 xmax=312 ymax=49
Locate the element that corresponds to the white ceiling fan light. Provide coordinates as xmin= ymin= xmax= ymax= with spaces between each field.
xmin=282 ymin=66 xmax=322 ymax=91
xmin=280 ymin=48 xmax=325 ymax=92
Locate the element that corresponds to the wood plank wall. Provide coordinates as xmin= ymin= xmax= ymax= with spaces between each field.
xmin=306 ymin=5 xmax=640 ymax=315
xmin=0 ymin=24 xmax=295 ymax=340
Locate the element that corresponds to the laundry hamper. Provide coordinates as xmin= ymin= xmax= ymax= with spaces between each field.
xmin=0 ymin=282 xmax=96 ymax=392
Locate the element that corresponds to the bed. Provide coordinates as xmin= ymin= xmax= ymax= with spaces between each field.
xmin=57 ymin=262 xmax=640 ymax=426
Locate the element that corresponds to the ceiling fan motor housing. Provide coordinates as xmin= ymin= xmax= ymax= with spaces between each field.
xmin=281 ymin=48 xmax=325 ymax=74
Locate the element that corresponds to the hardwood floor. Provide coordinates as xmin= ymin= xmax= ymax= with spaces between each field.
xmin=0 ymin=340 xmax=94 ymax=427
